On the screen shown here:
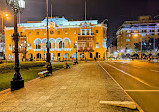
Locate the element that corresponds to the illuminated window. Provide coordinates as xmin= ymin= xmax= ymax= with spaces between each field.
xmin=9 ymin=44 xmax=12 ymax=50
xmin=126 ymin=39 xmax=130 ymax=42
xmin=50 ymin=39 xmax=55 ymax=48
xmin=64 ymin=39 xmax=70 ymax=48
xmin=74 ymin=31 xmax=76 ymax=34
xmin=35 ymin=39 xmax=41 ymax=49
xmin=96 ymin=42 xmax=99 ymax=48
xmin=141 ymin=34 xmax=146 ymax=37
xmin=126 ymin=30 xmax=131 ymax=33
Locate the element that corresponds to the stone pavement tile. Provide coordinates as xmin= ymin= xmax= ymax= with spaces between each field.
xmin=23 ymin=107 xmax=38 ymax=112
xmin=0 ymin=106 xmax=14 ymax=112
xmin=48 ymin=106 xmax=63 ymax=112
xmin=10 ymin=106 xmax=27 ymax=112
xmin=0 ymin=62 xmax=138 ymax=112
xmin=35 ymin=106 xmax=51 ymax=112
xmin=60 ymin=107 xmax=76 ymax=112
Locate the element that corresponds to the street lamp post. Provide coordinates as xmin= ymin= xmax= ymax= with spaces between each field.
xmin=134 ymin=34 xmax=143 ymax=60
xmin=6 ymin=0 xmax=25 ymax=91
xmin=140 ymin=37 xmax=143 ymax=60
xmin=46 ymin=0 xmax=52 ymax=74
xmin=1 ymin=12 xmax=9 ymax=33
xmin=75 ymin=41 xmax=78 ymax=64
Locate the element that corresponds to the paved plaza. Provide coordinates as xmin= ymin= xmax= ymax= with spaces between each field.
xmin=0 ymin=62 xmax=138 ymax=112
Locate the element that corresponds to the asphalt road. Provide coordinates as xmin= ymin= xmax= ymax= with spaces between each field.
xmin=99 ymin=60 xmax=159 ymax=112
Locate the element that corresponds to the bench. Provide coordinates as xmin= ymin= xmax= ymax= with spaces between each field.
xmin=38 ymin=70 xmax=49 ymax=78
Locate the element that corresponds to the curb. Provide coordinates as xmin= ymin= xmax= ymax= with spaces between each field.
xmin=98 ymin=62 xmax=144 ymax=112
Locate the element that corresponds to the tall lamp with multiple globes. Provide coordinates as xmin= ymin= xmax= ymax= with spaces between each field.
xmin=6 ymin=0 xmax=25 ymax=91
xmin=75 ymin=41 xmax=78 ymax=64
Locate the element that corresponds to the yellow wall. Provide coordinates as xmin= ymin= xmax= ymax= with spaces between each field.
xmin=5 ymin=22 xmax=107 ymax=61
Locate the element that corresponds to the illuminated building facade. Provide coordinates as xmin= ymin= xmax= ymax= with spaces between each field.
xmin=116 ymin=16 xmax=159 ymax=58
xmin=5 ymin=17 xmax=107 ymax=61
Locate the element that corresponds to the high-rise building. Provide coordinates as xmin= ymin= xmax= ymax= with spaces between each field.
xmin=116 ymin=16 xmax=159 ymax=58
xmin=5 ymin=17 xmax=107 ymax=61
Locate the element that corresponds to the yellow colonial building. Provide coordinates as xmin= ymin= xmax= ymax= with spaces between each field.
xmin=5 ymin=17 xmax=107 ymax=61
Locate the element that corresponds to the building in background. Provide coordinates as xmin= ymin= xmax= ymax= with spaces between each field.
xmin=0 ymin=33 xmax=5 ymax=60
xmin=116 ymin=16 xmax=159 ymax=58
xmin=5 ymin=17 xmax=107 ymax=61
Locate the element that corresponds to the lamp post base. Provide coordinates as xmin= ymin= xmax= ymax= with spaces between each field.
xmin=11 ymin=79 xmax=24 ymax=91
xmin=75 ymin=61 xmax=78 ymax=64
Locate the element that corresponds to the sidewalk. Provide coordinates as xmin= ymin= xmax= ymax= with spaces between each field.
xmin=0 ymin=62 xmax=138 ymax=112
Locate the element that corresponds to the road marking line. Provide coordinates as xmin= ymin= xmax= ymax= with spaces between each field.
xmin=104 ymin=62 xmax=152 ymax=87
xmin=125 ymin=90 xmax=159 ymax=92
xmin=150 ymin=69 xmax=159 ymax=73
xmin=97 ymin=62 xmax=144 ymax=112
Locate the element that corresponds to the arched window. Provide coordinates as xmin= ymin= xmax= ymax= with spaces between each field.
xmin=64 ymin=53 xmax=69 ymax=58
xmin=8 ymin=54 xmax=11 ymax=61
xmin=36 ymin=53 xmax=41 ymax=59
xmin=50 ymin=39 xmax=55 ymax=48
xmin=63 ymin=38 xmax=71 ymax=48
xmin=56 ymin=38 xmax=63 ymax=48
xmin=42 ymin=39 xmax=47 ymax=49
xmin=80 ymin=53 xmax=84 ymax=58
xmin=51 ymin=53 xmax=55 ymax=60
xmin=28 ymin=53 xmax=33 ymax=59
xmin=72 ymin=53 xmax=78 ymax=58
xmin=35 ymin=39 xmax=41 ymax=49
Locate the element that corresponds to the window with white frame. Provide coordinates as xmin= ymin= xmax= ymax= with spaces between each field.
xmin=81 ymin=29 xmax=91 ymax=35
xmin=96 ymin=42 xmax=99 ymax=48
xmin=35 ymin=39 xmax=41 ymax=49
xmin=126 ymin=39 xmax=130 ymax=42
xmin=9 ymin=44 xmax=12 ymax=50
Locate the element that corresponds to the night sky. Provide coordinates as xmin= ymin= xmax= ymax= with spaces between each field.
xmin=0 ymin=0 xmax=159 ymax=44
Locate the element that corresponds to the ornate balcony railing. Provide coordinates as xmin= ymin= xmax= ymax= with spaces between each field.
xmin=78 ymin=33 xmax=95 ymax=36
xmin=12 ymin=48 xmax=27 ymax=53
xmin=78 ymin=47 xmax=94 ymax=52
